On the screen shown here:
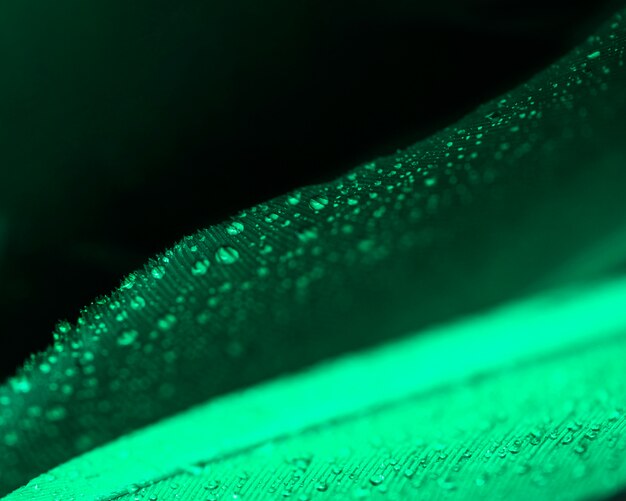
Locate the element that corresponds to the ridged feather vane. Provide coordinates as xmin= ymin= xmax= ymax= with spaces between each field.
xmin=7 ymin=275 xmax=626 ymax=500
xmin=1 ymin=6 xmax=626 ymax=499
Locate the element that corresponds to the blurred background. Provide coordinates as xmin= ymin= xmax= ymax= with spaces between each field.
xmin=0 ymin=0 xmax=622 ymax=379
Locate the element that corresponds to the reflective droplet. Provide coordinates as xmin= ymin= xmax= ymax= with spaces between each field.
xmin=57 ymin=321 xmax=71 ymax=334
xmin=10 ymin=377 xmax=32 ymax=394
xmin=3 ymin=432 xmax=18 ymax=446
xmin=204 ymin=480 xmax=220 ymax=491
xmin=117 ymin=330 xmax=138 ymax=346
xmin=309 ymin=196 xmax=329 ymax=211
xmin=509 ymin=440 xmax=522 ymax=454
xmin=287 ymin=194 xmax=301 ymax=205
xmin=298 ymin=227 xmax=318 ymax=243
xmin=226 ymin=221 xmax=244 ymax=236
xmin=216 ymin=246 xmax=240 ymax=264
xmin=120 ymin=273 xmax=136 ymax=290
xmin=315 ymin=482 xmax=328 ymax=492
xmin=151 ymin=266 xmax=165 ymax=279
xmin=130 ymin=296 xmax=146 ymax=311
xmin=191 ymin=259 xmax=210 ymax=276
xmin=369 ymin=474 xmax=384 ymax=486
xmin=158 ymin=314 xmax=177 ymax=331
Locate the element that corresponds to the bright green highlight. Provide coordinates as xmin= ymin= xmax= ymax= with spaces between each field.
xmin=7 ymin=276 xmax=626 ymax=500
xmin=2 ymin=6 xmax=626 ymax=497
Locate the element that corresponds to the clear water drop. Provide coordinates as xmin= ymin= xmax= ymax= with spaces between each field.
xmin=130 ymin=296 xmax=146 ymax=310
xmin=216 ymin=246 xmax=240 ymax=264
xmin=315 ymin=482 xmax=328 ymax=492
xmin=191 ymin=259 xmax=210 ymax=276
xmin=287 ymin=194 xmax=301 ymax=205
xmin=369 ymin=474 xmax=384 ymax=486
xmin=117 ymin=330 xmax=138 ymax=346
xmin=151 ymin=266 xmax=165 ymax=279
xmin=157 ymin=314 xmax=177 ymax=331
xmin=120 ymin=273 xmax=136 ymax=290
xmin=309 ymin=195 xmax=329 ymax=211
xmin=226 ymin=221 xmax=244 ymax=236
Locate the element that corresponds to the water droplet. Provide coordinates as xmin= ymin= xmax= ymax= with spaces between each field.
xmin=298 ymin=227 xmax=318 ymax=243
xmin=509 ymin=440 xmax=522 ymax=454
xmin=204 ymin=480 xmax=220 ymax=490
xmin=57 ymin=321 xmax=71 ymax=334
xmin=158 ymin=314 xmax=177 ymax=331
xmin=10 ymin=377 xmax=32 ymax=394
xmin=151 ymin=266 xmax=165 ymax=279
xmin=130 ymin=296 xmax=146 ymax=310
xmin=287 ymin=194 xmax=301 ymax=205
xmin=215 ymin=246 xmax=240 ymax=264
xmin=309 ymin=196 xmax=329 ymax=211
xmin=192 ymin=259 xmax=210 ymax=276
xmin=315 ymin=481 xmax=328 ymax=492
xmin=357 ymin=240 xmax=375 ymax=252
xmin=475 ymin=476 xmax=487 ymax=487
xmin=120 ymin=273 xmax=136 ymax=290
xmin=226 ymin=221 xmax=244 ymax=235
xmin=369 ymin=474 xmax=384 ymax=486
xmin=3 ymin=432 xmax=18 ymax=446
xmin=117 ymin=329 xmax=138 ymax=346
xmin=292 ymin=455 xmax=312 ymax=469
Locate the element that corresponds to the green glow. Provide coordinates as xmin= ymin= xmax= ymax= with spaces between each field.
xmin=5 ymin=276 xmax=626 ymax=500
xmin=1 ymin=5 xmax=626 ymax=499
